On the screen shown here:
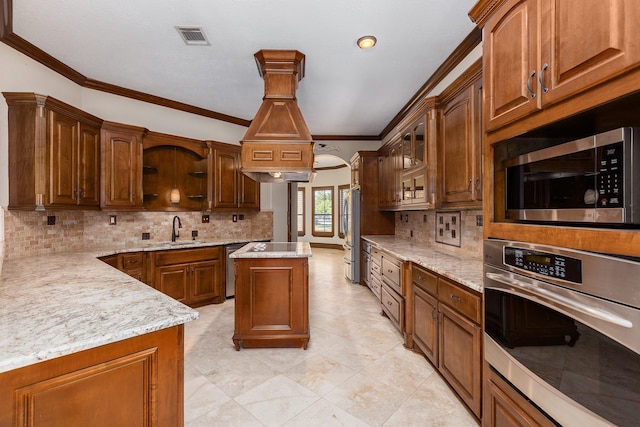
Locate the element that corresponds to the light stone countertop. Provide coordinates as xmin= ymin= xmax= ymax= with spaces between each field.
xmin=0 ymin=244 xmax=203 ymax=374
xmin=362 ymin=235 xmax=483 ymax=293
xmin=230 ymin=241 xmax=312 ymax=259
xmin=90 ymin=238 xmax=268 ymax=258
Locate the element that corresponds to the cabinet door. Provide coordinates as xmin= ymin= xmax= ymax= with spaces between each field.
xmin=483 ymin=0 xmax=540 ymax=130
xmin=412 ymin=284 xmax=438 ymax=366
xmin=540 ymin=0 xmax=640 ymax=106
xmin=440 ymin=86 xmax=475 ymax=205
xmin=155 ymin=264 xmax=189 ymax=303
xmin=439 ymin=303 xmax=482 ymax=418
xmin=238 ymin=172 xmax=260 ymax=209
xmin=48 ymin=110 xmax=78 ymax=206
xmin=101 ymin=126 xmax=143 ymax=209
xmin=77 ymin=123 xmax=101 ymax=206
xmin=190 ymin=259 xmax=223 ymax=305
xmin=213 ymin=148 xmax=238 ymax=209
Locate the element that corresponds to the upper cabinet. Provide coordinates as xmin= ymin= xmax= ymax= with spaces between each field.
xmin=209 ymin=142 xmax=260 ymax=211
xmin=438 ymin=62 xmax=483 ymax=208
xmin=100 ymin=121 xmax=146 ymax=210
xmin=4 ymin=93 xmax=102 ymax=210
xmin=483 ymin=0 xmax=640 ymax=132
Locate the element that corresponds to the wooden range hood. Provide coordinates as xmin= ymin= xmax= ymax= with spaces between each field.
xmin=240 ymin=50 xmax=316 ymax=183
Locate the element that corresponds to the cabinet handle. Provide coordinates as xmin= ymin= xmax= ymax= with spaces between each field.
xmin=475 ymin=177 xmax=480 ymax=192
xmin=127 ymin=259 xmax=137 ymax=264
xmin=450 ymin=294 xmax=461 ymax=303
xmin=387 ymin=301 xmax=393 ymax=306
xmin=539 ymin=63 xmax=549 ymax=93
xmin=468 ymin=179 xmax=472 ymax=192
xmin=526 ymin=70 xmax=536 ymax=98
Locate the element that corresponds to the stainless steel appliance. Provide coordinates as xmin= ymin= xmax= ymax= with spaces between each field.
xmin=343 ymin=189 xmax=360 ymax=282
xmin=225 ymin=242 xmax=248 ymax=298
xmin=505 ymin=127 xmax=640 ymax=224
xmin=484 ymin=239 xmax=640 ymax=426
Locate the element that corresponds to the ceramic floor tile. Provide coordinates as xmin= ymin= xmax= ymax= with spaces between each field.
xmin=183 ymin=248 xmax=479 ymax=426
xmin=234 ymin=375 xmax=320 ymax=426
xmin=283 ymin=398 xmax=370 ymax=427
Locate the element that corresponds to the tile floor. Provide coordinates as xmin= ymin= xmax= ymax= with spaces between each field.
xmin=184 ymin=248 xmax=479 ymax=426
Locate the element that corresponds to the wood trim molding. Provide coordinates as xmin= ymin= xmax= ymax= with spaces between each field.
xmin=313 ymin=134 xmax=380 ymax=141
xmin=315 ymin=164 xmax=348 ymax=171
xmin=0 ymin=0 xmax=12 ymax=38
xmin=379 ymin=27 xmax=482 ymax=139
xmin=437 ymin=58 xmax=482 ymax=104
xmin=468 ymin=0 xmax=506 ymax=28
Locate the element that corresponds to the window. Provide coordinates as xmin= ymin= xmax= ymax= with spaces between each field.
xmin=297 ymin=187 xmax=305 ymax=236
xmin=338 ymin=184 xmax=350 ymax=238
xmin=312 ymin=186 xmax=334 ymax=237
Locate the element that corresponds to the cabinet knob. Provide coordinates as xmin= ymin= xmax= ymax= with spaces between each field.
xmin=526 ymin=70 xmax=537 ymax=98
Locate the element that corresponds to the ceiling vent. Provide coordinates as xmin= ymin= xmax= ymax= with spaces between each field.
xmin=175 ymin=26 xmax=210 ymax=45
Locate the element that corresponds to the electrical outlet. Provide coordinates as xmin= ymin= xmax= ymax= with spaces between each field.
xmin=141 ymin=232 xmax=150 ymax=240
xmin=202 ymin=215 xmax=210 ymax=223
xmin=239 ymin=214 xmax=244 ymax=220
xmin=232 ymin=214 xmax=238 ymax=222
xmin=47 ymin=215 xmax=56 ymax=225
xmin=109 ymin=215 xmax=117 ymax=225
xmin=410 ymin=230 xmax=413 ymax=238
xmin=476 ymin=215 xmax=483 ymax=226
xmin=192 ymin=230 xmax=198 ymax=239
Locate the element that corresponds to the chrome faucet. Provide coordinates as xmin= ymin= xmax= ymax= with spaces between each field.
xmin=171 ymin=216 xmax=182 ymax=242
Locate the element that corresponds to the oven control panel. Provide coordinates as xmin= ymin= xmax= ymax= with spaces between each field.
xmin=504 ymin=247 xmax=582 ymax=284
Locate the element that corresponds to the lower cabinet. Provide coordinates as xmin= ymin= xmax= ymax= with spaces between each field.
xmin=152 ymin=247 xmax=224 ymax=307
xmin=411 ymin=263 xmax=482 ymax=419
xmin=119 ymin=251 xmax=145 ymax=282
xmin=483 ymin=364 xmax=556 ymax=427
xmin=0 ymin=326 xmax=185 ymax=427
xmin=380 ymin=251 xmax=405 ymax=333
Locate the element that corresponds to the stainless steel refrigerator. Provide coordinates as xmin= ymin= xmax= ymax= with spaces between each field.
xmin=343 ymin=189 xmax=360 ymax=283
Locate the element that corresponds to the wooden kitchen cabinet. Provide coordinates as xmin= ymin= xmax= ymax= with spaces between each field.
xmin=0 ymin=326 xmax=185 ymax=427
xmin=100 ymin=121 xmax=146 ymax=210
xmin=482 ymin=0 xmax=640 ymax=132
xmin=233 ymin=257 xmax=309 ymax=350
xmin=378 ymin=137 xmax=402 ymax=210
xmin=483 ymin=364 xmax=556 ymax=427
xmin=380 ymin=250 xmax=406 ymax=333
xmin=152 ymin=247 xmax=224 ymax=307
xmin=438 ymin=63 xmax=483 ymax=208
xmin=119 ymin=251 xmax=146 ymax=282
xmin=410 ymin=263 xmax=483 ymax=419
xmin=209 ymin=142 xmax=260 ymax=211
xmin=4 ymin=93 xmax=102 ymax=210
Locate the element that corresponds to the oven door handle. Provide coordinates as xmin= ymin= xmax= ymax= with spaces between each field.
xmin=485 ymin=272 xmax=633 ymax=328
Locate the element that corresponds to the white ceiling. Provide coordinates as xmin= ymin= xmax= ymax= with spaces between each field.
xmin=12 ymin=0 xmax=477 ymax=137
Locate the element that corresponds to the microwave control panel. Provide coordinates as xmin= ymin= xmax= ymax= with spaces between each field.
xmin=504 ymin=247 xmax=582 ymax=284
xmin=597 ymin=141 xmax=623 ymax=207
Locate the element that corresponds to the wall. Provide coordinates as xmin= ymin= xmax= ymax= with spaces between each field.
xmin=1 ymin=208 xmax=272 ymax=259
xmin=394 ymin=209 xmax=483 ymax=257
xmin=297 ymin=165 xmax=351 ymax=246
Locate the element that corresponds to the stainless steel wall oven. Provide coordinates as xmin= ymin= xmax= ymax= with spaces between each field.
xmin=484 ymin=239 xmax=640 ymax=426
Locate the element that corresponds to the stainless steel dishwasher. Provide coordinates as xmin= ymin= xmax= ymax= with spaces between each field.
xmin=225 ymin=242 xmax=248 ymax=298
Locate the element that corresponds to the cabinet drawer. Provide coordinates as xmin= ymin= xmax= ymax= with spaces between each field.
xmin=382 ymin=255 xmax=401 ymax=293
xmin=120 ymin=252 xmax=144 ymax=271
xmin=438 ymin=277 xmax=481 ymax=323
xmin=412 ymin=264 xmax=437 ymax=296
xmin=154 ymin=247 xmax=222 ymax=266
xmin=381 ymin=283 xmax=403 ymax=332
xmin=371 ymin=246 xmax=382 ymax=264
xmin=369 ymin=275 xmax=382 ymax=301
xmin=362 ymin=240 xmax=371 ymax=255
xmin=371 ymin=261 xmax=382 ymax=277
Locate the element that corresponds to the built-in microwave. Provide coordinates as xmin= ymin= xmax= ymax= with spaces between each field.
xmin=505 ymin=127 xmax=640 ymax=224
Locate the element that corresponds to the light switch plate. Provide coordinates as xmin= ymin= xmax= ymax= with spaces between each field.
xmin=435 ymin=211 xmax=461 ymax=247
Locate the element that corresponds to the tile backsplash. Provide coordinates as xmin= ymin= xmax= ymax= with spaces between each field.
xmin=1 ymin=208 xmax=273 ymax=259
xmin=395 ymin=209 xmax=483 ymax=257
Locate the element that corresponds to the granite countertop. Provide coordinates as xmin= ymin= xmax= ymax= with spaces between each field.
xmin=90 ymin=238 xmax=268 ymax=258
xmin=0 ymin=245 xmax=200 ymax=374
xmin=362 ymin=235 xmax=483 ymax=293
xmin=230 ymin=241 xmax=312 ymax=259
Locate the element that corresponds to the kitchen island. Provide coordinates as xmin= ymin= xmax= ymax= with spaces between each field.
xmin=230 ymin=242 xmax=312 ymax=350
xmin=0 ymin=245 xmax=199 ymax=427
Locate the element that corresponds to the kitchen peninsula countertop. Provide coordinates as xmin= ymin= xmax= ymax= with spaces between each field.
xmin=362 ymin=235 xmax=483 ymax=293
xmin=0 ymin=244 xmax=200 ymax=374
xmin=229 ymin=241 xmax=312 ymax=259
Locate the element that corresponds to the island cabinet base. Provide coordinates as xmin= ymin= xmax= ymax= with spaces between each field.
xmin=0 ymin=326 xmax=185 ymax=427
xmin=233 ymin=257 xmax=309 ymax=350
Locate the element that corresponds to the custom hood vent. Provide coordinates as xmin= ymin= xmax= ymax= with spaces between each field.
xmin=240 ymin=50 xmax=315 ymax=183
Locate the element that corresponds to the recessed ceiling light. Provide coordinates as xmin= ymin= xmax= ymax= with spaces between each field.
xmin=357 ymin=35 xmax=377 ymax=49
